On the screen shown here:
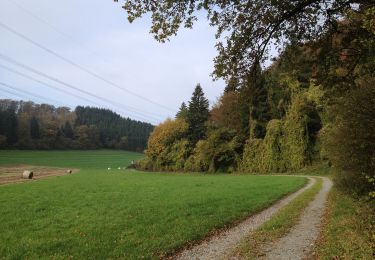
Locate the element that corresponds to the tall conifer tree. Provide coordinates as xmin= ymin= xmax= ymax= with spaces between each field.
xmin=30 ymin=117 xmax=40 ymax=139
xmin=186 ymin=84 xmax=209 ymax=146
xmin=176 ymin=102 xmax=188 ymax=119
xmin=62 ymin=121 xmax=74 ymax=139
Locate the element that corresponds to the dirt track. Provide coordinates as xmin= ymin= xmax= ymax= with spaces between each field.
xmin=0 ymin=164 xmax=78 ymax=185
xmin=261 ymin=177 xmax=332 ymax=259
xmin=173 ymin=177 xmax=316 ymax=260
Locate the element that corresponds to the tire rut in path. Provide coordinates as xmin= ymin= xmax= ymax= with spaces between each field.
xmin=173 ymin=177 xmax=316 ymax=260
xmin=261 ymin=177 xmax=332 ymax=260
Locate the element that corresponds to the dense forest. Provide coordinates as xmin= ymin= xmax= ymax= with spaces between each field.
xmin=0 ymin=100 xmax=154 ymax=152
xmin=135 ymin=3 xmax=375 ymax=199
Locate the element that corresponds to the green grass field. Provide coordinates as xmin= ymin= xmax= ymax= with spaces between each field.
xmin=0 ymin=150 xmax=144 ymax=169
xmin=0 ymin=150 xmax=306 ymax=259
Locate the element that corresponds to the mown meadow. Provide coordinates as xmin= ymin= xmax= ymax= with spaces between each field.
xmin=0 ymin=150 xmax=306 ymax=259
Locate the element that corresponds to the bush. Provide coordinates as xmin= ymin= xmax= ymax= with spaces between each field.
xmin=241 ymin=93 xmax=320 ymax=173
xmin=185 ymin=127 xmax=242 ymax=173
xmin=282 ymin=94 xmax=314 ymax=170
xmin=240 ymin=138 xmax=264 ymax=173
xmin=139 ymin=118 xmax=189 ymax=171
xmin=322 ymin=82 xmax=375 ymax=197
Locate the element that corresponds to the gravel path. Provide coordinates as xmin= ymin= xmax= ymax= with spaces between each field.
xmin=173 ymin=177 xmax=316 ymax=260
xmin=261 ymin=177 xmax=333 ymax=260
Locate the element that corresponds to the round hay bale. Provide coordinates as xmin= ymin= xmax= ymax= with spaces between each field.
xmin=22 ymin=170 xmax=33 ymax=179
xmin=66 ymin=169 xmax=72 ymax=174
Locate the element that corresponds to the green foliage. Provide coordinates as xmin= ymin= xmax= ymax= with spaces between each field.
xmin=185 ymin=127 xmax=242 ymax=172
xmin=261 ymin=119 xmax=285 ymax=172
xmin=210 ymin=91 xmax=242 ymax=133
xmin=186 ymin=84 xmax=209 ymax=146
xmin=316 ymin=187 xmax=375 ymax=258
xmin=241 ymin=120 xmax=285 ymax=173
xmin=118 ymin=0 xmax=369 ymax=83
xmin=247 ymin=66 xmax=271 ymax=139
xmin=241 ymin=92 xmax=321 ymax=173
xmin=282 ymin=94 xmax=314 ymax=170
xmin=0 ymin=107 xmax=18 ymax=146
xmin=61 ymin=121 xmax=74 ymax=139
xmin=241 ymin=138 xmax=265 ymax=173
xmin=144 ymin=118 xmax=189 ymax=171
xmin=30 ymin=116 xmax=40 ymax=139
xmin=175 ymin=102 xmax=188 ymax=120
xmin=75 ymin=106 xmax=154 ymax=151
xmin=322 ymin=82 xmax=375 ymax=197
xmin=121 ymin=1 xmax=375 ymax=200
xmin=184 ymin=140 xmax=210 ymax=172
xmin=142 ymin=117 xmax=242 ymax=173
xmin=0 ymin=100 xmax=153 ymax=151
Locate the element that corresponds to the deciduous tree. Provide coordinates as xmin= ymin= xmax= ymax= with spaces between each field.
xmin=116 ymin=0 xmax=373 ymax=83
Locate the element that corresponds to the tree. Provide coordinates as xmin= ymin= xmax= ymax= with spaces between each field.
xmin=176 ymin=102 xmax=188 ymax=119
xmin=30 ymin=117 xmax=40 ymax=139
xmin=145 ymin=118 xmax=189 ymax=170
xmin=0 ymin=109 xmax=18 ymax=145
xmin=246 ymin=66 xmax=271 ymax=139
xmin=236 ymin=64 xmax=270 ymax=138
xmin=62 ymin=121 xmax=74 ymax=139
xmin=322 ymin=81 xmax=375 ymax=197
xmin=210 ymin=91 xmax=242 ymax=133
xmin=117 ymin=0 xmax=373 ymax=83
xmin=186 ymin=84 xmax=209 ymax=146
xmin=117 ymin=136 xmax=128 ymax=150
xmin=75 ymin=106 xmax=154 ymax=151
xmin=185 ymin=127 xmax=242 ymax=172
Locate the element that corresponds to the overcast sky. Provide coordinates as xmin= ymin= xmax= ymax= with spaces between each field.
xmin=0 ymin=0 xmax=226 ymax=124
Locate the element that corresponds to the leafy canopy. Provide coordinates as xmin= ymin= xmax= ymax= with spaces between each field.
xmin=115 ymin=0 xmax=372 ymax=83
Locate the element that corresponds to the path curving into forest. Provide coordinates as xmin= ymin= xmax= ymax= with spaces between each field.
xmin=173 ymin=176 xmax=317 ymax=260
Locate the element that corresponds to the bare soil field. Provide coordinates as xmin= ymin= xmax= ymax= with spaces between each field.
xmin=0 ymin=164 xmax=79 ymax=185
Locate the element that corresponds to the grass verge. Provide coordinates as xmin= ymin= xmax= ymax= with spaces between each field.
xmin=231 ymin=177 xmax=323 ymax=259
xmin=313 ymin=187 xmax=374 ymax=259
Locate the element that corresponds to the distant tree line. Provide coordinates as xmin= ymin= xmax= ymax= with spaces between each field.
xmin=0 ymin=100 xmax=154 ymax=152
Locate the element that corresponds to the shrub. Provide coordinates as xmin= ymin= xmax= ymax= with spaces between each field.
xmin=241 ymin=93 xmax=320 ymax=173
xmin=322 ymin=81 xmax=375 ymax=197
xmin=140 ymin=118 xmax=189 ymax=171
xmin=185 ymin=127 xmax=242 ymax=172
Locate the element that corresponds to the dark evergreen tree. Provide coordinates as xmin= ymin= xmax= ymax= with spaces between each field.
xmin=62 ymin=121 xmax=74 ymax=139
xmin=249 ymin=67 xmax=271 ymax=139
xmin=0 ymin=99 xmax=154 ymax=151
xmin=0 ymin=109 xmax=18 ymax=145
xmin=175 ymin=102 xmax=188 ymax=119
xmin=186 ymin=84 xmax=209 ymax=146
xmin=30 ymin=116 xmax=40 ymax=139
xmin=75 ymin=106 xmax=154 ymax=151
xmin=238 ymin=64 xmax=270 ymax=139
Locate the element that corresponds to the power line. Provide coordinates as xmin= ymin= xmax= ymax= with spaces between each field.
xmin=0 ymin=20 xmax=175 ymax=113
xmin=0 ymin=81 xmax=67 ymax=106
xmin=0 ymin=62 xmax=166 ymax=120
xmin=0 ymin=53 xmax=162 ymax=123
xmin=0 ymin=63 xmax=102 ymax=107
xmin=0 ymin=79 xmax=158 ymax=125
xmin=0 ymin=87 xmax=32 ymax=101
xmin=6 ymin=0 xmax=115 ymax=65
